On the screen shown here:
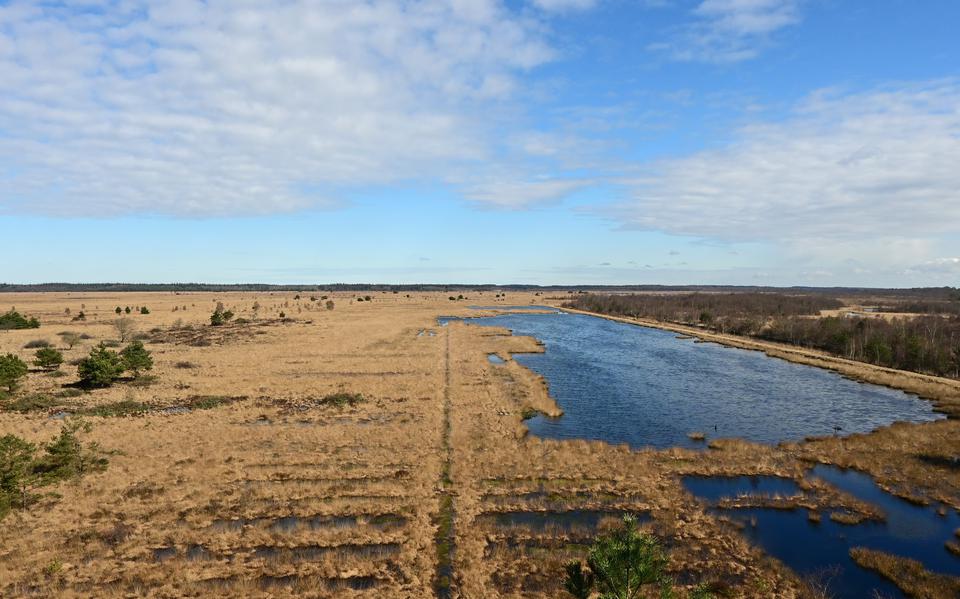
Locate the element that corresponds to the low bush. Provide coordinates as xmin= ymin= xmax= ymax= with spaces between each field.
xmin=564 ymin=516 xmax=714 ymax=599
xmin=0 ymin=311 xmax=40 ymax=330
xmin=120 ymin=341 xmax=153 ymax=376
xmin=1 ymin=421 xmax=107 ymax=519
xmin=33 ymin=347 xmax=64 ymax=371
xmin=23 ymin=339 xmax=51 ymax=349
xmin=0 ymin=354 xmax=29 ymax=392
xmin=210 ymin=302 xmax=234 ymax=326
xmin=77 ymin=345 xmax=126 ymax=388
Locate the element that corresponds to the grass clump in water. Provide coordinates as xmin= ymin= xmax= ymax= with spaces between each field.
xmin=76 ymin=400 xmax=151 ymax=418
xmin=319 ymin=392 xmax=365 ymax=408
xmin=185 ymin=395 xmax=245 ymax=410
xmin=3 ymin=394 xmax=62 ymax=413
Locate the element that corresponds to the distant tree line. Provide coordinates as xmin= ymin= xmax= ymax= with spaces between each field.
xmin=566 ymin=293 xmax=842 ymax=331
xmin=876 ymin=300 xmax=960 ymax=316
xmin=758 ymin=316 xmax=960 ymax=378
xmin=566 ymin=293 xmax=960 ymax=379
xmin=1 ymin=283 xmax=956 ymax=297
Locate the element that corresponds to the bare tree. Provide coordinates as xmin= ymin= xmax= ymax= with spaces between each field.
xmin=113 ymin=318 xmax=137 ymax=343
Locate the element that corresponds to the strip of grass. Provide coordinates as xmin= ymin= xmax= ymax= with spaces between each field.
xmin=319 ymin=392 xmax=365 ymax=408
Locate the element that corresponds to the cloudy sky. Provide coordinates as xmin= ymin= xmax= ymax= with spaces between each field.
xmin=1 ymin=0 xmax=958 ymax=286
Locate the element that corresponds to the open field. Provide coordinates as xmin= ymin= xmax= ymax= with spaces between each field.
xmin=1 ymin=291 xmax=959 ymax=598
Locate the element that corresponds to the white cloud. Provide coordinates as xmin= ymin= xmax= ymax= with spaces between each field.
xmin=615 ymin=81 xmax=960 ymax=260
xmin=655 ymin=0 xmax=802 ymax=62
xmin=0 ymin=0 xmax=556 ymax=216
xmin=462 ymin=177 xmax=590 ymax=208
xmin=530 ymin=0 xmax=599 ymax=12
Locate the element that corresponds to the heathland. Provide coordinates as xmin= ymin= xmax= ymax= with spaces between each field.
xmin=0 ymin=289 xmax=958 ymax=598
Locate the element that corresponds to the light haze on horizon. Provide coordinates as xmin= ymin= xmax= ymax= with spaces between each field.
xmin=0 ymin=0 xmax=958 ymax=287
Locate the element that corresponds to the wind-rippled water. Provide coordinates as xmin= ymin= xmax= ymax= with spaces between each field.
xmin=442 ymin=311 xmax=942 ymax=449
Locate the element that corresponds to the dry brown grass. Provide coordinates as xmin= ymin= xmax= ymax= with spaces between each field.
xmin=0 ymin=291 xmax=956 ymax=597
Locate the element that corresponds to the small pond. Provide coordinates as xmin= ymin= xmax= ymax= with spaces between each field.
xmin=683 ymin=466 xmax=960 ymax=599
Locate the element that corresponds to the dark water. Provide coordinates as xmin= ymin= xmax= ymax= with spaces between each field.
xmin=440 ymin=311 xmax=941 ymax=449
xmin=682 ymin=475 xmax=799 ymax=501
xmin=468 ymin=305 xmax=557 ymax=311
xmin=682 ymin=467 xmax=960 ymax=599
xmin=808 ymin=465 xmax=960 ymax=577
xmin=478 ymin=509 xmax=648 ymax=533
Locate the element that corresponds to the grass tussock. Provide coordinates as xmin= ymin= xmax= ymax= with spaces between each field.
xmin=849 ymin=547 xmax=960 ymax=598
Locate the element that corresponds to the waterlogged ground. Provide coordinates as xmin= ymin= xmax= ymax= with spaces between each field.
xmin=684 ymin=466 xmax=960 ymax=599
xmin=445 ymin=311 xmax=942 ymax=448
xmin=1 ymin=292 xmax=958 ymax=598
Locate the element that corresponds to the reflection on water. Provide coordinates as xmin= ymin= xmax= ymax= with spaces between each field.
xmin=682 ymin=467 xmax=960 ymax=599
xmin=442 ymin=311 xmax=941 ymax=448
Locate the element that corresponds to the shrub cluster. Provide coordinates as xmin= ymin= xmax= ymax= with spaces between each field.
xmin=0 ymin=421 xmax=107 ymax=519
xmin=0 ymin=310 xmax=40 ymax=330
xmin=0 ymin=354 xmax=29 ymax=392
xmin=77 ymin=341 xmax=153 ymax=388
xmin=210 ymin=302 xmax=234 ymax=326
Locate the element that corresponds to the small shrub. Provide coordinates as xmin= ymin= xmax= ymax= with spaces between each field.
xmin=31 ymin=420 xmax=108 ymax=484
xmin=23 ymin=339 xmax=51 ymax=349
xmin=34 ymin=348 xmax=64 ymax=371
xmin=564 ymin=516 xmax=689 ymax=599
xmin=279 ymin=311 xmax=286 ymax=319
xmin=0 ymin=354 xmax=29 ymax=392
xmin=0 ymin=311 xmax=40 ymax=330
xmin=140 ymin=307 xmax=150 ymax=315
xmin=115 ymin=307 xmax=122 ymax=315
xmin=325 ymin=300 xmax=335 ymax=310
xmin=77 ymin=345 xmax=125 ymax=388
xmin=0 ymin=435 xmax=36 ymax=518
xmin=71 ymin=311 xmax=86 ymax=321
xmin=210 ymin=302 xmax=234 ymax=326
xmin=119 ymin=341 xmax=153 ymax=376
xmin=174 ymin=361 xmax=198 ymax=369
xmin=124 ymin=307 xmax=131 ymax=314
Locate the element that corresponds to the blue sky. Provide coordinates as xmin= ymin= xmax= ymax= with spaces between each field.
xmin=1 ymin=0 xmax=958 ymax=286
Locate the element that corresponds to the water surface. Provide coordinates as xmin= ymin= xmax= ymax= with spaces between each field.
xmin=682 ymin=467 xmax=960 ymax=599
xmin=442 ymin=311 xmax=941 ymax=449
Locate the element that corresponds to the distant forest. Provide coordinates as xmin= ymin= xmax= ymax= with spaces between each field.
xmin=566 ymin=293 xmax=960 ymax=380
xmin=1 ymin=282 xmax=957 ymax=298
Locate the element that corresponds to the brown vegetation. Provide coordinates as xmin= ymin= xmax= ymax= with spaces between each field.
xmin=0 ymin=291 xmax=957 ymax=597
